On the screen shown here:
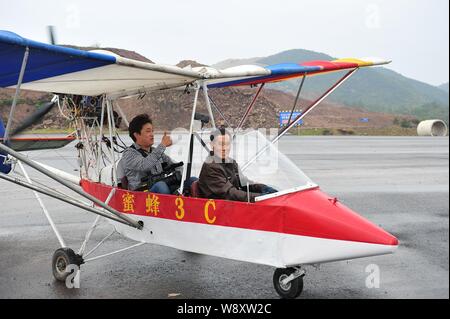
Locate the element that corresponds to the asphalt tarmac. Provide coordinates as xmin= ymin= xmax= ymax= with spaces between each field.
xmin=0 ymin=136 xmax=448 ymax=299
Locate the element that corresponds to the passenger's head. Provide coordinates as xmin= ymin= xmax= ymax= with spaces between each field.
xmin=129 ymin=114 xmax=153 ymax=148
xmin=210 ymin=126 xmax=231 ymax=159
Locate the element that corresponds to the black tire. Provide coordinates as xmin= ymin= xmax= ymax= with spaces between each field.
xmin=273 ymin=268 xmax=304 ymax=299
xmin=52 ymin=248 xmax=83 ymax=282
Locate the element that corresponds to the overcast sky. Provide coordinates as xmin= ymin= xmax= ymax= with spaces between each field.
xmin=1 ymin=0 xmax=448 ymax=86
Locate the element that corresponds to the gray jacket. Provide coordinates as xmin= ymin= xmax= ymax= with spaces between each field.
xmin=120 ymin=143 xmax=176 ymax=190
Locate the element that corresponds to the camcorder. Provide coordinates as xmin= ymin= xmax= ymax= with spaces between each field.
xmin=139 ymin=161 xmax=184 ymax=193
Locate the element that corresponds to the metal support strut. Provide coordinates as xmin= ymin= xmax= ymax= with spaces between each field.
xmin=179 ymin=83 xmax=200 ymax=194
xmin=208 ymin=95 xmax=232 ymax=128
xmin=106 ymin=98 xmax=118 ymax=185
xmin=78 ymin=188 xmax=116 ymax=255
xmin=0 ymin=142 xmax=142 ymax=229
xmin=202 ymin=82 xmax=216 ymax=129
xmin=3 ymin=47 xmax=29 ymax=143
xmin=234 ymin=83 xmax=265 ymax=138
xmin=280 ymin=267 xmax=306 ymax=286
xmin=285 ymin=73 xmax=306 ymax=128
xmin=242 ymin=68 xmax=358 ymax=171
xmin=276 ymin=69 xmax=358 ymax=141
xmin=18 ymin=161 xmax=66 ymax=248
xmin=0 ymin=172 xmax=135 ymax=227
xmin=84 ymin=242 xmax=145 ymax=263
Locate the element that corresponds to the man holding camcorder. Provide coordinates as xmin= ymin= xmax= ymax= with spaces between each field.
xmin=121 ymin=113 xmax=194 ymax=194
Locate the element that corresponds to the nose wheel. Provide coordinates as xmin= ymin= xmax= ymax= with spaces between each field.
xmin=273 ymin=267 xmax=305 ymax=299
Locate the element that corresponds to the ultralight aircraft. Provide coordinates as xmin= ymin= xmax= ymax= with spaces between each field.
xmin=0 ymin=30 xmax=398 ymax=298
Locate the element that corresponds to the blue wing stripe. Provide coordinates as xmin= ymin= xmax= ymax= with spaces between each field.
xmin=207 ymin=64 xmax=322 ymax=88
xmin=0 ymin=30 xmax=116 ymax=87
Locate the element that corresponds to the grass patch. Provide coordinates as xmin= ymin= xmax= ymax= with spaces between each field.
xmin=294 ymin=127 xmax=418 ymax=136
xmin=22 ymin=128 xmax=74 ymax=134
xmin=22 ymin=127 xmax=418 ymax=136
xmin=22 ymin=128 xmax=129 ymax=135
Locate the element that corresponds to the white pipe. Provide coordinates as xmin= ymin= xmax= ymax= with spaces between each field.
xmin=417 ymin=120 xmax=448 ymax=136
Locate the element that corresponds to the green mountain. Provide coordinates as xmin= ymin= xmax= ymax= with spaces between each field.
xmin=438 ymin=82 xmax=449 ymax=94
xmin=214 ymin=49 xmax=449 ymax=123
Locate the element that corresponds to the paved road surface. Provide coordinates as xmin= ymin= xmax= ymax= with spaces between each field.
xmin=0 ymin=136 xmax=448 ymax=298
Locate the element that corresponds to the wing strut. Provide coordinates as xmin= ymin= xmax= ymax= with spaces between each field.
xmin=285 ymin=73 xmax=306 ymax=129
xmin=242 ymin=68 xmax=359 ymax=171
xmin=234 ymin=83 xmax=265 ymax=138
xmin=179 ymin=83 xmax=200 ymax=194
xmin=202 ymin=82 xmax=216 ymax=128
xmin=0 ymin=172 xmax=134 ymax=227
xmin=0 ymin=142 xmax=143 ymax=229
xmin=276 ymin=68 xmax=358 ymax=140
xmin=208 ymin=95 xmax=232 ymax=128
xmin=3 ymin=47 xmax=29 ymax=143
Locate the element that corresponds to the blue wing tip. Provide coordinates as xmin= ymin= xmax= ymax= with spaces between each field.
xmin=0 ymin=30 xmax=25 ymax=45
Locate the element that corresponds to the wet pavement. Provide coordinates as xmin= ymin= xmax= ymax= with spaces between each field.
xmin=0 ymin=136 xmax=448 ymax=298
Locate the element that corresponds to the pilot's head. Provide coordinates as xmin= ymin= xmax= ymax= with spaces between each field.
xmin=210 ymin=126 xmax=231 ymax=160
xmin=129 ymin=114 xmax=154 ymax=149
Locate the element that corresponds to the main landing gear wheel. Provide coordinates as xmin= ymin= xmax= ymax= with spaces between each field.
xmin=52 ymin=248 xmax=84 ymax=282
xmin=273 ymin=267 xmax=304 ymax=299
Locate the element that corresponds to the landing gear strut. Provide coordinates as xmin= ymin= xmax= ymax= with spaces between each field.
xmin=273 ymin=267 xmax=305 ymax=299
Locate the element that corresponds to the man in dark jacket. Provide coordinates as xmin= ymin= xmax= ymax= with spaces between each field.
xmin=198 ymin=127 xmax=277 ymax=202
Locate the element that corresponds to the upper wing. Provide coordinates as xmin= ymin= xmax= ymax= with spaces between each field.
xmin=0 ymin=30 xmax=390 ymax=96
xmin=203 ymin=57 xmax=391 ymax=88
xmin=0 ymin=30 xmax=205 ymax=96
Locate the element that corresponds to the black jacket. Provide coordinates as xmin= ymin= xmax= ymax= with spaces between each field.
xmin=198 ymin=155 xmax=265 ymax=202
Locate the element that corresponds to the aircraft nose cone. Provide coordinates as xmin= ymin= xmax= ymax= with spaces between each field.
xmin=282 ymin=188 xmax=399 ymax=246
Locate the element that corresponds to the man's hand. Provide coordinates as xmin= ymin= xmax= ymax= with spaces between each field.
xmin=161 ymin=131 xmax=173 ymax=147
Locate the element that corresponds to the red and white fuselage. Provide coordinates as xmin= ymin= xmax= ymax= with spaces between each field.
xmin=82 ymin=180 xmax=398 ymax=268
